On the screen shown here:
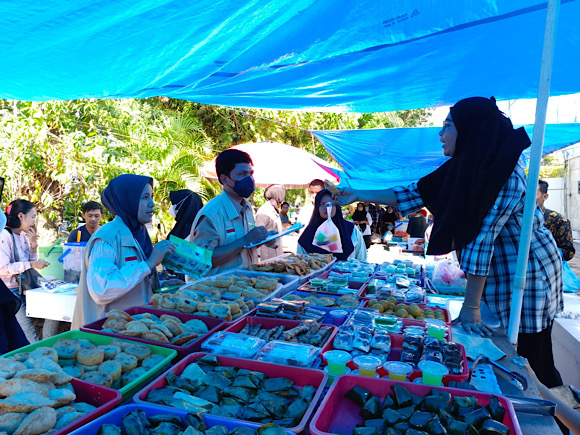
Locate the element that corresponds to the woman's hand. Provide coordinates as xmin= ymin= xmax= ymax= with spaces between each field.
xmin=31 ymin=260 xmax=49 ymax=270
xmin=336 ymin=186 xmax=358 ymax=206
xmin=452 ymin=306 xmax=493 ymax=336
xmin=26 ymin=227 xmax=38 ymax=250
xmin=147 ymin=240 xmax=176 ymax=269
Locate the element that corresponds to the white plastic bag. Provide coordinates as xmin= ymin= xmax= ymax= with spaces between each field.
xmin=313 ymin=205 xmax=343 ymax=253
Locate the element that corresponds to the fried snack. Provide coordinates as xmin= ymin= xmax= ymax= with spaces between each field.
xmin=119 ymin=330 xmax=143 ymax=338
xmin=76 ymin=348 xmax=105 ymax=367
xmin=30 ymin=358 xmax=73 ymax=385
xmin=120 ymin=367 xmax=147 ymax=387
xmin=184 ymin=319 xmax=209 ymax=334
xmin=114 ymin=352 xmax=138 ymax=373
xmin=176 ymin=298 xmax=198 ymax=313
xmin=14 ymin=406 xmax=57 ymax=435
xmin=106 ymin=309 xmax=134 ymax=322
xmin=80 ymin=372 xmax=113 ymax=388
xmin=0 ymin=379 xmax=48 ymax=398
xmin=159 ymin=314 xmax=181 ymax=323
xmin=28 ymin=348 xmax=59 ymax=364
xmin=36 ymin=382 xmax=56 ymax=393
xmin=170 ymin=333 xmax=198 ymax=346
xmin=0 ymin=412 xmax=26 ymax=434
xmin=47 ymin=389 xmax=76 ymax=408
xmin=214 ymin=276 xmax=234 ymax=288
xmin=141 ymin=354 xmax=166 ymax=371
xmin=125 ymin=321 xmax=149 ymax=333
xmin=76 ymin=363 xmax=99 ymax=373
xmin=209 ymin=304 xmax=231 ymax=320
xmin=0 ymin=392 xmax=55 ymax=413
xmin=98 ymin=360 xmax=122 ymax=382
xmin=14 ymin=369 xmax=57 ymax=384
xmin=53 ymin=340 xmax=81 ymax=360
xmin=162 ymin=319 xmax=184 ymax=337
xmin=54 ymin=410 xmax=83 ymax=431
xmin=102 ymin=317 xmax=128 ymax=332
xmin=75 ymin=338 xmax=96 ymax=350
xmin=149 ymin=323 xmax=173 ymax=338
xmin=142 ymin=330 xmax=169 ymax=344
xmin=98 ymin=345 xmax=121 ymax=360
xmin=124 ymin=344 xmax=151 ymax=361
xmin=62 ymin=366 xmax=84 ymax=378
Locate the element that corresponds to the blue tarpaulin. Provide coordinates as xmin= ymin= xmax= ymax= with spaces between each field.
xmin=313 ymin=123 xmax=580 ymax=189
xmin=0 ymin=1 xmax=579 ymax=112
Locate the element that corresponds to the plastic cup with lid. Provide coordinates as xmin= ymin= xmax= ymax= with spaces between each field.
xmin=425 ymin=318 xmax=447 ymax=341
xmin=324 ymin=350 xmax=351 ymax=376
xmin=328 ymin=309 xmax=348 ymax=326
xmin=419 ymin=360 xmax=449 ymax=386
xmin=353 ymin=355 xmax=382 ymax=377
xmin=384 ymin=361 xmax=414 ymax=381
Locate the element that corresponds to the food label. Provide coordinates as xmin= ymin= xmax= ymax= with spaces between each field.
xmin=162 ymin=235 xmax=213 ymax=278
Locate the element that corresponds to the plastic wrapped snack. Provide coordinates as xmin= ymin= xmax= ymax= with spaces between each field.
xmin=370 ymin=330 xmax=391 ymax=352
xmin=421 ymin=350 xmax=444 ymax=364
xmin=400 ymin=349 xmax=420 ymax=365
xmin=402 ymin=335 xmax=422 ymax=352
xmin=258 ymin=341 xmax=320 ymax=367
xmin=423 ymin=336 xmax=442 ymax=352
xmin=406 ymin=286 xmax=426 ymax=303
xmin=334 ymin=332 xmax=354 ymax=351
xmin=353 ymin=335 xmax=371 ymax=353
xmin=201 ymin=331 xmax=265 ymax=358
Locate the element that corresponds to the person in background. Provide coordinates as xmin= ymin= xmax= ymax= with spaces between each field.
xmin=381 ymin=205 xmax=400 ymax=234
xmin=71 ymin=174 xmax=176 ymax=329
xmin=190 ymin=149 xmax=274 ymax=275
xmin=168 ymin=189 xmax=203 ymax=240
xmin=256 ymin=184 xmax=286 ymax=261
xmin=68 ymin=201 xmax=103 ymax=243
xmin=297 ymin=179 xmax=324 ymax=230
xmin=338 ymin=97 xmax=563 ymax=388
xmin=0 ymin=209 xmax=29 ymax=353
xmin=407 ymin=210 xmax=428 ymax=238
xmin=298 ymin=189 xmax=366 ymax=261
xmin=280 ymin=202 xmax=291 ymax=228
xmin=366 ymin=203 xmax=380 ymax=234
xmin=537 ymin=180 xmax=575 ymax=261
xmin=0 ymin=200 xmax=59 ymax=342
xmin=351 ymin=202 xmax=372 ymax=249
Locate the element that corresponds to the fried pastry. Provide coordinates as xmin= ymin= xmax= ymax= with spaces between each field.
xmin=170 ymin=332 xmax=198 ymax=346
xmin=184 ymin=319 xmax=209 ymax=334
xmin=162 ymin=319 xmax=184 ymax=337
xmin=0 ymin=412 xmax=26 ymax=434
xmin=14 ymin=369 xmax=57 ymax=383
xmin=48 ymin=389 xmax=76 ymax=408
xmin=14 ymin=406 xmax=57 ymax=435
xmin=125 ymin=321 xmax=149 ymax=333
xmin=124 ymin=344 xmax=151 ymax=361
xmin=142 ymin=330 xmax=169 ymax=343
xmin=80 ymin=371 xmax=113 ymax=388
xmin=54 ymin=410 xmax=83 ymax=430
xmin=114 ymin=353 xmax=138 ymax=373
xmin=0 ymin=392 xmax=55 ymax=413
xmin=0 ymin=378 xmax=49 ymax=398
xmin=28 ymin=348 xmax=58 ymax=364
xmin=98 ymin=360 xmax=122 ymax=382
xmin=98 ymin=345 xmax=121 ymax=360
xmin=76 ymin=348 xmax=105 ymax=367
xmin=53 ymin=339 xmax=82 ymax=360
xmin=106 ymin=309 xmax=134 ymax=322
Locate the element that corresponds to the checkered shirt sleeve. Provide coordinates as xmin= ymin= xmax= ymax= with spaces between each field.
xmin=392 ymin=182 xmax=424 ymax=216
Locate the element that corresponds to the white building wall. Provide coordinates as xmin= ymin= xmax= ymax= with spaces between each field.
xmin=566 ymin=155 xmax=580 ymax=233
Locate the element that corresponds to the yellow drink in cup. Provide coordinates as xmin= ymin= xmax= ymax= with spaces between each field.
xmin=384 ymin=361 xmax=413 ymax=381
xmin=353 ymin=355 xmax=382 ymax=377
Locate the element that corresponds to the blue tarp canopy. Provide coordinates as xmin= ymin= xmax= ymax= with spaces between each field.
xmin=314 ymin=123 xmax=580 ymax=188
xmin=0 ymin=1 xmax=579 ymax=112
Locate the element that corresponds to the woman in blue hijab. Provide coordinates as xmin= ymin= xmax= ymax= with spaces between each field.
xmin=72 ymin=174 xmax=175 ymax=329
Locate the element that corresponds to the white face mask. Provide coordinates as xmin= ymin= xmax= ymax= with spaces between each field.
xmin=168 ymin=205 xmax=177 ymax=218
xmin=169 ymin=194 xmax=191 ymax=218
xmin=0 ymin=210 xmax=5 ymax=232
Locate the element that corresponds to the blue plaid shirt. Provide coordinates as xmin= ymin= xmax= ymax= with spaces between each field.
xmin=394 ymin=163 xmax=563 ymax=333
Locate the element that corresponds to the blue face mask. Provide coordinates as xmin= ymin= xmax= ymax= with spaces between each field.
xmin=231 ymin=176 xmax=255 ymax=198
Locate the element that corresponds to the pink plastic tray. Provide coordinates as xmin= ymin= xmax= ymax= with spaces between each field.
xmin=224 ymin=315 xmax=338 ymax=354
xmin=134 ymin=352 xmax=327 ymax=433
xmin=55 ymin=378 xmax=122 ymax=435
xmin=81 ymin=306 xmax=227 ymax=359
xmin=321 ymin=332 xmax=468 ymax=385
xmin=309 ymin=375 xmax=522 ymax=435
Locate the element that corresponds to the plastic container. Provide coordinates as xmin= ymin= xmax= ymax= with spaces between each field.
xmin=80 ymin=306 xmax=227 ymax=358
xmin=134 ymin=353 xmax=327 ymax=433
xmin=61 ymin=242 xmax=87 ymax=283
xmin=201 ymin=331 xmax=265 ymax=358
xmin=309 ymin=375 xmax=522 ymax=435
xmin=323 ymin=350 xmax=351 ymax=376
xmin=383 ymin=361 xmax=413 ymax=381
xmin=224 ymin=315 xmax=338 ymax=353
xmin=69 ymin=404 xmax=295 ymax=435
xmin=361 ymin=300 xmax=451 ymax=324
xmin=310 ymin=278 xmax=325 ymax=288
xmin=1 ymin=330 xmax=176 ymax=401
xmin=38 ymin=244 xmax=64 ymax=280
xmin=419 ymin=360 xmax=449 ymax=386
xmin=427 ymin=320 xmax=447 ymax=341
xmin=258 ymin=341 xmax=320 ymax=367
xmin=353 ymin=355 xmax=382 ymax=377
xmin=328 ymin=309 xmax=348 ymax=325
xmin=52 ymin=378 xmax=122 ymax=435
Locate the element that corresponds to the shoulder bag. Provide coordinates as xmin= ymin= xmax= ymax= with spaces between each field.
xmin=7 ymin=229 xmax=42 ymax=295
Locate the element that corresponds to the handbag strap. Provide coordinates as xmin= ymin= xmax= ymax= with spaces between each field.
xmin=6 ymin=229 xmax=24 ymax=295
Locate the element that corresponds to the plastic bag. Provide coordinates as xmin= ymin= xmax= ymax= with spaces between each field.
xmin=313 ymin=205 xmax=343 ymax=253
xmin=432 ymin=260 xmax=467 ymax=288
xmin=563 ymin=259 xmax=580 ymax=293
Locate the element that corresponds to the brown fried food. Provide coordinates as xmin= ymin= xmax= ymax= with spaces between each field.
xmin=142 ymin=330 xmax=169 ymax=344
xmin=98 ymin=360 xmax=123 ymax=382
xmin=79 ymin=371 xmax=113 ymax=388
xmin=162 ymin=319 xmax=184 ymax=337
xmin=126 ymin=320 xmax=149 ymax=333
xmin=14 ymin=406 xmax=57 ymax=435
xmin=0 ymin=392 xmax=55 ymax=413
xmin=28 ymin=347 xmax=59 ymax=364
xmin=14 ymin=369 xmax=57 ymax=384
xmin=0 ymin=412 xmax=26 ymax=434
xmin=102 ymin=317 xmax=128 ymax=332
xmin=170 ymin=333 xmax=198 ymax=346
xmin=0 ymin=379 xmax=48 ymax=398
xmin=47 ymin=389 xmax=76 ymax=408
xmin=76 ymin=348 xmax=105 ymax=367
xmin=159 ymin=314 xmax=182 ymax=323
xmin=53 ymin=339 xmax=82 ymax=360
xmin=124 ymin=344 xmax=151 ymax=361
xmin=114 ymin=353 xmax=138 ymax=372
xmin=54 ymin=410 xmax=83 ymax=431
xmin=119 ymin=330 xmax=144 ymax=338
xmin=106 ymin=309 xmax=134 ymax=321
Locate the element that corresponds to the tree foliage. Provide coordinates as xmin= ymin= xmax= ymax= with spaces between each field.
xmin=0 ymin=97 xmax=429 ymax=241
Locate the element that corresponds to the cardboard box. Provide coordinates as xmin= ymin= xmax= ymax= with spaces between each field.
xmin=25 ymin=288 xmax=77 ymax=322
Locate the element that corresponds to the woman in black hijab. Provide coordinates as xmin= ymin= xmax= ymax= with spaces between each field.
xmin=298 ymin=189 xmax=366 ymax=261
xmin=338 ymin=97 xmax=564 ymax=388
xmin=351 ymin=202 xmax=372 ymax=249
xmin=168 ymin=189 xmax=204 ymax=240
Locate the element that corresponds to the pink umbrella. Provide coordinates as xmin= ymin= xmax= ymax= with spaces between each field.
xmin=200 ymin=141 xmax=340 ymax=188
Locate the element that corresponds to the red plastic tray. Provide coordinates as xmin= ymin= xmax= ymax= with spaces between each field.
xmin=134 ymin=352 xmax=327 ymax=433
xmin=360 ymin=300 xmax=451 ymax=324
xmin=80 ymin=306 xmax=227 ymax=359
xmin=321 ymin=332 xmax=468 ymax=385
xmin=224 ymin=315 xmax=338 ymax=354
xmin=69 ymin=404 xmax=295 ymax=434
xmin=146 ymin=301 xmax=257 ymax=325
xmin=310 ymin=375 xmax=521 ymax=435
xmin=55 ymin=378 xmax=122 ymax=435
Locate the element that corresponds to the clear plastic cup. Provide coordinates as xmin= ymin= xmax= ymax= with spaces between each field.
xmin=419 ymin=360 xmax=449 ymax=386
xmin=426 ymin=319 xmax=447 ymax=341
xmin=353 ymin=355 xmax=382 ymax=377
xmin=324 ymin=350 xmax=351 ymax=375
xmin=383 ymin=361 xmax=414 ymax=381
xmin=329 ymin=310 xmax=348 ymax=326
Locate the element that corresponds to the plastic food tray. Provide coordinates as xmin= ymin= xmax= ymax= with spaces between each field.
xmin=134 ymin=352 xmax=327 ymax=433
xmin=225 ymin=315 xmax=338 ymax=354
xmin=322 ymin=331 xmax=468 ymax=385
xmin=247 ymin=254 xmax=336 ymax=285
xmin=147 ymin=301 xmax=258 ymax=326
xmin=2 ymin=330 xmax=177 ymax=401
xmin=360 ymin=300 xmax=452 ymax=324
xmin=80 ymin=306 xmax=227 ymax=359
xmin=358 ymin=282 xmax=428 ymax=304
xmin=52 ymin=378 xmax=121 ymax=435
xmin=280 ymin=291 xmax=362 ymax=325
xmin=310 ymin=270 xmax=369 ymax=290
xmin=309 ymin=375 xmax=522 ymax=435
xmin=69 ymin=403 xmax=295 ymax=434
xmin=200 ymin=269 xmax=300 ymax=302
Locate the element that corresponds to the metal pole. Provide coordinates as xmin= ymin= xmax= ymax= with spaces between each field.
xmin=508 ymin=0 xmax=561 ymax=344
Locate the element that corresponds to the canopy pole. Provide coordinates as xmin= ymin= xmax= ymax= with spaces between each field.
xmin=508 ymin=0 xmax=561 ymax=344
